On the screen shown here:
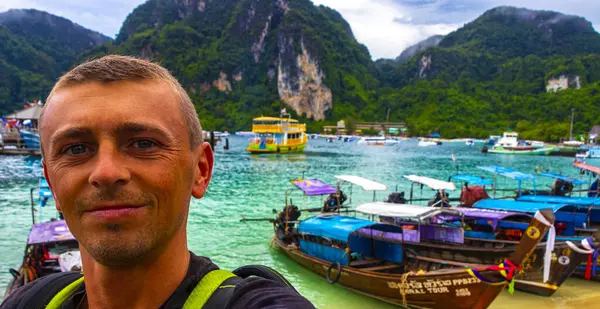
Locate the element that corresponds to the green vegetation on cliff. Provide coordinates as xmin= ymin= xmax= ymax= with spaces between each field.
xmin=0 ymin=9 xmax=110 ymax=114
xmin=375 ymin=7 xmax=600 ymax=140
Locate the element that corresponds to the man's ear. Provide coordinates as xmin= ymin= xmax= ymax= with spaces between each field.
xmin=42 ymin=160 xmax=61 ymax=213
xmin=192 ymin=142 xmax=214 ymax=199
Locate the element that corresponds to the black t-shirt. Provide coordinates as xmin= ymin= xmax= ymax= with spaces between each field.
xmin=0 ymin=252 xmax=315 ymax=309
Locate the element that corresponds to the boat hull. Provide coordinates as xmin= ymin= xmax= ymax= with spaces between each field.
xmin=246 ymin=142 xmax=306 ymax=154
xmin=398 ymin=238 xmax=590 ymax=297
xmin=274 ymin=238 xmax=510 ymax=309
xmin=488 ymin=147 xmax=554 ymax=155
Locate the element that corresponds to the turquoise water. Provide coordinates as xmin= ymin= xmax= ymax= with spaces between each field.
xmin=1 ymin=137 xmax=598 ymax=308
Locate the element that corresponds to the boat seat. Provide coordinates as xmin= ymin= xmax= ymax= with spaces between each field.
xmin=350 ymin=259 xmax=384 ymax=267
xmin=362 ymin=264 xmax=401 ymax=272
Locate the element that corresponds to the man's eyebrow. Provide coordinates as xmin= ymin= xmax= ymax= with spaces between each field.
xmin=50 ymin=127 xmax=94 ymax=146
xmin=114 ymin=122 xmax=174 ymax=140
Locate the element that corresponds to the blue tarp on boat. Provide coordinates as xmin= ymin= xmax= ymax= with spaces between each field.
xmin=450 ymin=174 xmax=494 ymax=186
xmin=517 ymin=195 xmax=600 ymax=206
xmin=517 ymin=195 xmax=600 ymax=224
xmin=474 ymin=199 xmax=589 ymax=235
xmin=298 ymin=216 xmax=400 ymax=242
xmin=474 ymin=199 xmax=567 ymax=213
xmin=477 ymin=166 xmax=535 ymax=181
xmin=537 ymin=172 xmax=587 ymax=185
xmin=298 ymin=216 xmax=404 ymax=265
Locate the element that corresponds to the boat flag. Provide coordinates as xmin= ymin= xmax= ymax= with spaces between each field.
xmin=281 ymin=108 xmax=287 ymax=114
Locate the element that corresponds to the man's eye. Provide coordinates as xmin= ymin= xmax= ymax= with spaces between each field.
xmin=66 ymin=145 xmax=88 ymax=155
xmin=132 ymin=140 xmax=156 ymax=149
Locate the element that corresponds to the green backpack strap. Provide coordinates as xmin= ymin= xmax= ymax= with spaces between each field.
xmin=46 ymin=276 xmax=85 ymax=309
xmin=183 ymin=270 xmax=237 ymax=309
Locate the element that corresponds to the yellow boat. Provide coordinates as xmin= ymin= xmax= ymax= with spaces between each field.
xmin=246 ymin=115 xmax=307 ymax=154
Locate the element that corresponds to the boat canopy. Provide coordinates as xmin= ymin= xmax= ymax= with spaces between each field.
xmin=298 ymin=215 xmax=402 ymax=242
xmin=334 ymin=175 xmax=387 ymax=191
xmin=451 ymin=207 xmax=532 ymax=230
xmin=253 ymin=116 xmax=298 ymax=123
xmin=517 ymin=195 xmax=600 ymax=206
xmin=474 ymin=199 xmax=569 ymax=214
xmin=298 ymin=216 xmax=405 ymax=265
xmin=477 ymin=166 xmax=535 ymax=181
xmin=356 ymin=202 xmax=461 ymax=220
xmin=450 ymin=174 xmax=494 ymax=186
xmin=537 ymin=172 xmax=587 ymax=185
xmin=574 ymin=162 xmax=600 ymax=174
xmin=453 ymin=207 xmax=531 ymax=221
xmin=474 ymin=199 xmax=592 ymax=235
xmin=290 ymin=179 xmax=337 ymax=196
xmin=27 ymin=220 xmax=75 ymax=245
xmin=403 ymin=175 xmax=456 ymax=191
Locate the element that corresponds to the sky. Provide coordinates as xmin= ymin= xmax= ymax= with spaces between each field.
xmin=0 ymin=0 xmax=598 ymax=59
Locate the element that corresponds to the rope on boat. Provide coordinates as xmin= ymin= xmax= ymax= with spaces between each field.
xmin=398 ymin=272 xmax=413 ymax=306
xmin=543 ymin=225 xmax=556 ymax=283
xmin=566 ymin=237 xmax=598 ymax=280
xmin=466 ymin=259 xmax=522 ymax=294
xmin=582 ymin=237 xmax=599 ymax=280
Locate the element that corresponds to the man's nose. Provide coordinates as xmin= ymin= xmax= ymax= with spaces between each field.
xmin=88 ymin=143 xmax=131 ymax=188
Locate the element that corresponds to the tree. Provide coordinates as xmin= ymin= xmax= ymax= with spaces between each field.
xmin=344 ymin=117 xmax=356 ymax=134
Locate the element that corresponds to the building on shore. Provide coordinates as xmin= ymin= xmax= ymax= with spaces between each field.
xmin=589 ymin=125 xmax=600 ymax=144
xmin=322 ymin=120 xmax=408 ymax=136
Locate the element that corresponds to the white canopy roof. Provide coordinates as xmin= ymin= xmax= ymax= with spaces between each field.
xmin=334 ymin=175 xmax=387 ymax=191
xmin=356 ymin=202 xmax=460 ymax=220
xmin=403 ymin=175 xmax=456 ymax=191
xmin=5 ymin=104 xmax=44 ymax=120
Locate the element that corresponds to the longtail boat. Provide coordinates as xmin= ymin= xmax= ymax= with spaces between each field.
xmin=272 ymin=208 xmax=555 ymax=308
xmin=3 ymin=178 xmax=80 ymax=299
xmin=4 ymin=221 xmax=79 ymax=299
xmin=357 ymin=202 xmax=596 ymax=296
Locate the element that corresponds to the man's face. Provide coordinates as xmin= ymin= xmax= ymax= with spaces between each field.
xmin=41 ymin=80 xmax=213 ymax=266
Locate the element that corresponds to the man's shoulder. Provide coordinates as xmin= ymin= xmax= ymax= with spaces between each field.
xmin=0 ymin=272 xmax=83 ymax=309
xmin=227 ymin=277 xmax=315 ymax=309
xmin=0 ymin=278 xmax=42 ymax=308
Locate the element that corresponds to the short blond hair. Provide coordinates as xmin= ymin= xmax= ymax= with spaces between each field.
xmin=42 ymin=55 xmax=203 ymax=149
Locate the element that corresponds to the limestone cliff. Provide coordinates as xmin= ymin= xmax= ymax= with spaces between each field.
xmin=99 ymin=0 xmax=377 ymax=125
xmin=278 ymin=40 xmax=332 ymax=120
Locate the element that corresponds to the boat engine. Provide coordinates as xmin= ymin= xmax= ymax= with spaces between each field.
xmin=322 ymin=191 xmax=348 ymax=212
xmin=276 ymin=204 xmax=301 ymax=241
xmin=386 ymin=192 xmax=407 ymax=204
xmin=551 ymin=179 xmax=573 ymax=196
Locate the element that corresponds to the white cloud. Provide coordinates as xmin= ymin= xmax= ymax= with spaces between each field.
xmin=313 ymin=0 xmax=458 ymax=59
xmin=314 ymin=0 xmax=600 ymax=59
xmin=1 ymin=0 xmax=599 ymax=59
xmin=0 ymin=0 xmax=145 ymax=38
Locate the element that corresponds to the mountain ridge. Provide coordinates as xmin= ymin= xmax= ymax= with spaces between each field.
xmin=1 ymin=4 xmax=599 ymax=141
xmin=0 ymin=9 xmax=110 ymax=114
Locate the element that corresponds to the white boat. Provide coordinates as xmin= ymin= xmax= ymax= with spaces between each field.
xmin=357 ymin=136 xmax=398 ymax=146
xmin=418 ymin=140 xmax=440 ymax=147
xmin=489 ymin=132 xmax=554 ymax=155
xmin=235 ymin=131 xmax=256 ymax=137
xmin=581 ymin=146 xmax=600 ymax=158
xmin=526 ymin=140 xmax=545 ymax=148
xmin=563 ymin=140 xmax=584 ymax=147
xmin=465 ymin=139 xmax=475 ymax=146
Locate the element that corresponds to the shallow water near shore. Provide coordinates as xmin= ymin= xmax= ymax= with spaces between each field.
xmin=1 ymin=136 xmax=599 ymax=308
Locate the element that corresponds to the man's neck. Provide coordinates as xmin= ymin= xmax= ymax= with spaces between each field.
xmin=80 ymin=231 xmax=190 ymax=309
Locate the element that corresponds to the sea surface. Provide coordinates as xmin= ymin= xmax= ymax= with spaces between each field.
xmin=1 ymin=136 xmax=599 ymax=308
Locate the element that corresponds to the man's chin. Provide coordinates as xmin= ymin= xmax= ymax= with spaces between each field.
xmin=82 ymin=235 xmax=153 ymax=268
